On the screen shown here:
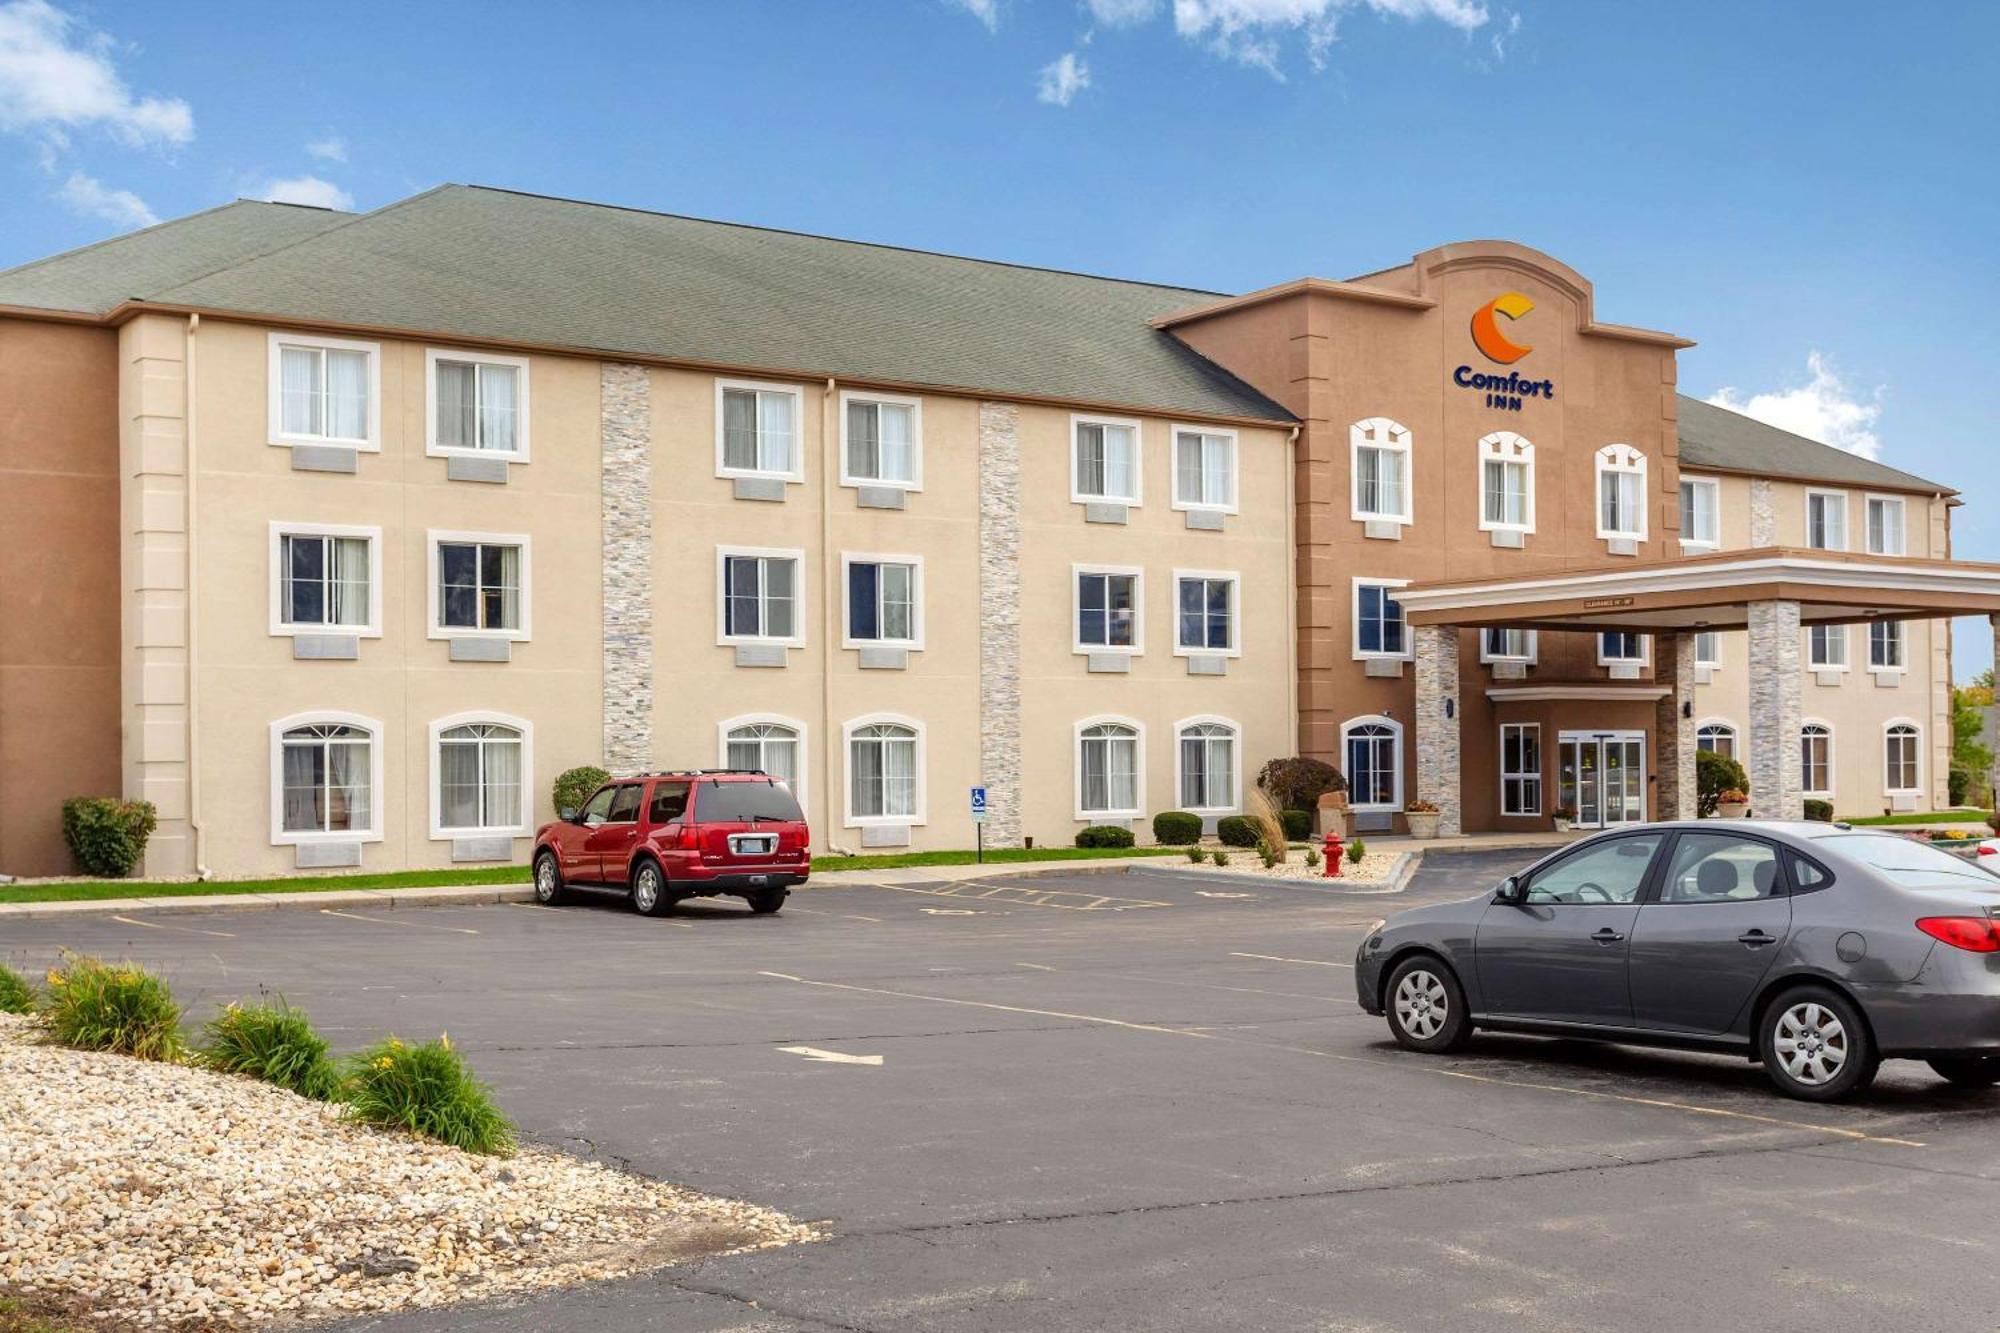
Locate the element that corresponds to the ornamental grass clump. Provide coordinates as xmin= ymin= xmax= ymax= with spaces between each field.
xmin=1245 ymin=785 xmax=1289 ymax=865
xmin=200 ymin=998 xmax=342 ymax=1100
xmin=42 ymin=954 xmax=185 ymax=1061
xmin=344 ymin=1034 xmax=515 ymax=1156
xmin=0 ymin=963 xmax=35 ymax=1015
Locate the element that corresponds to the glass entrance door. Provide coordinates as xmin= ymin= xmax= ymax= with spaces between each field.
xmin=1559 ymin=732 xmax=1647 ymax=828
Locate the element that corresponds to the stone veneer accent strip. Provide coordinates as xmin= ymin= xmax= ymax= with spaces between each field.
xmin=978 ymin=402 xmax=1023 ymax=847
xmin=600 ymin=363 xmax=654 ymax=773
xmin=1654 ymin=632 xmax=1696 ymax=820
xmin=1749 ymin=479 xmax=1776 ymax=547
xmin=1747 ymin=599 xmax=1804 ymax=819
xmin=1413 ymin=625 xmax=1462 ymax=837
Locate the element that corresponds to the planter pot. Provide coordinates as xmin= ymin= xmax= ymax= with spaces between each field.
xmin=1718 ymin=801 xmax=1750 ymax=819
xmin=1405 ymin=811 xmax=1441 ymax=840
xmin=1552 ymin=818 xmax=1573 ymax=833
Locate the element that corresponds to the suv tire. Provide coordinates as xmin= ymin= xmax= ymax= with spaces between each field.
xmin=631 ymin=859 xmax=673 ymax=917
xmin=1384 ymin=955 xmax=1471 ymax=1054
xmin=748 ymin=889 xmax=786 ymax=915
xmin=1759 ymin=985 xmax=1879 ymax=1102
xmin=532 ymin=851 xmax=567 ymax=906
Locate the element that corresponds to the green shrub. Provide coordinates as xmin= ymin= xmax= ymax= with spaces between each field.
xmin=1949 ymin=766 xmax=1971 ymax=808
xmin=552 ymin=766 xmax=610 ymax=817
xmin=1185 ymin=845 xmax=1205 ymax=863
xmin=0 ymin=963 xmax=35 ymax=1015
xmin=1256 ymin=757 xmax=1346 ymax=812
xmin=1304 ymin=845 xmax=1322 ymax=869
xmin=1075 ymin=824 xmax=1136 ymax=849
xmin=43 ymin=955 xmax=184 ymax=1061
xmin=1696 ymin=750 xmax=1749 ymax=819
xmin=1210 ymin=848 xmax=1228 ymax=867
xmin=1803 ymin=798 xmax=1834 ymax=823
xmin=345 ymin=1035 xmax=515 ymax=1155
xmin=200 ymin=998 xmax=342 ymax=1100
xmin=1279 ymin=809 xmax=1313 ymax=841
xmin=1257 ymin=839 xmax=1280 ymax=869
xmin=1215 ymin=815 xmax=1259 ymax=848
xmin=1152 ymin=811 xmax=1203 ymax=845
xmin=60 ymin=796 xmax=159 ymax=879
xmin=1347 ymin=838 xmax=1366 ymax=865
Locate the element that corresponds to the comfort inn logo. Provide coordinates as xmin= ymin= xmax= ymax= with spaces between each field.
xmin=1454 ymin=291 xmax=1554 ymax=412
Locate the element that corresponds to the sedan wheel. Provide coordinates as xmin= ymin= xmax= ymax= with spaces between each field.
xmin=1385 ymin=957 xmax=1471 ymax=1053
xmin=532 ymin=852 xmax=566 ymax=906
xmin=631 ymin=861 xmax=672 ymax=917
xmin=1759 ymin=986 xmax=1877 ymax=1102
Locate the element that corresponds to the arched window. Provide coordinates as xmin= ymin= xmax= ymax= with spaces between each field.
xmin=721 ymin=716 xmax=805 ymax=802
xmin=1477 ymin=431 xmax=1534 ymax=533
xmin=1175 ymin=719 xmax=1239 ymax=813
xmin=1801 ymin=723 xmax=1833 ymax=797
xmin=846 ymin=717 xmax=922 ymax=824
xmin=1696 ymin=722 xmax=1738 ymax=761
xmin=1350 ymin=418 xmax=1412 ymax=525
xmin=432 ymin=716 xmax=529 ymax=837
xmin=1077 ymin=719 xmax=1143 ymax=818
xmin=1884 ymin=722 xmax=1921 ymax=795
xmin=1595 ymin=444 xmax=1648 ymax=540
xmin=271 ymin=712 xmax=381 ymax=843
xmin=1341 ymin=716 xmax=1403 ymax=812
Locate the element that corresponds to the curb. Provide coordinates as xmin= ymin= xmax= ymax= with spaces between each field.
xmin=0 ymin=884 xmax=535 ymax=922
xmin=1121 ymin=850 xmax=1419 ymax=895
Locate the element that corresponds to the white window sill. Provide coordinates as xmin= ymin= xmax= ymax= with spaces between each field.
xmin=427 ymin=445 xmax=528 ymax=464
xmin=717 ymin=469 xmax=803 ymax=484
xmin=1172 ymin=501 xmax=1238 ymax=516
xmin=1073 ymin=495 xmax=1142 ymax=508
xmin=840 ymin=476 xmax=921 ymax=492
xmin=1173 ymin=645 xmax=1241 ymax=659
xmin=1352 ymin=513 xmax=1411 ymax=526
xmin=273 ymin=624 xmax=382 ymax=639
xmin=1679 ymin=540 xmax=1719 ymax=554
xmin=1352 ymin=652 xmax=1415 ymax=664
xmin=432 ymin=827 xmax=527 ymax=840
xmin=1075 ymin=645 xmax=1142 ymax=657
xmin=272 ymin=830 xmax=384 ymax=847
xmin=845 ymin=816 xmax=928 ymax=829
xmin=843 ymin=639 xmax=923 ymax=652
xmin=271 ymin=436 xmax=379 ymax=453
xmin=429 ymin=628 xmax=529 ymax=642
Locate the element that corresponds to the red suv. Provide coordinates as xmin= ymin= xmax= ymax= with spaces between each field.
xmin=532 ymin=771 xmax=810 ymax=916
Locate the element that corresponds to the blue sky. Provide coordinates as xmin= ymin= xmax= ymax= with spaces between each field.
xmin=4 ymin=0 xmax=1995 ymax=675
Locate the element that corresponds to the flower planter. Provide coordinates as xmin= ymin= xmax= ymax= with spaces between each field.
xmin=1405 ymin=811 xmax=1441 ymax=840
xmin=1552 ymin=817 xmax=1573 ymax=833
xmin=1718 ymin=800 xmax=1750 ymax=819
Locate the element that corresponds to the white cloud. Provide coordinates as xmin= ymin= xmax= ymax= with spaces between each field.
xmin=1171 ymin=0 xmax=1487 ymax=73
xmin=1086 ymin=0 xmax=1160 ymax=24
xmin=261 ymin=174 xmax=354 ymax=211
xmin=950 ymin=0 xmax=999 ymax=31
xmin=1707 ymin=352 xmax=1885 ymax=460
xmin=0 ymin=0 xmax=192 ymax=146
xmin=306 ymin=136 xmax=346 ymax=163
xmin=1037 ymin=50 xmax=1091 ymax=105
xmin=56 ymin=168 xmax=155 ymax=227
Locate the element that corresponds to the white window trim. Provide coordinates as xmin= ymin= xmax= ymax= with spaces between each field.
xmin=1070 ymin=413 xmax=1145 ymax=506
xmin=1867 ymin=618 xmax=1908 ymax=675
xmin=1694 ymin=631 xmax=1723 ymax=669
xmin=1863 ymin=492 xmax=1909 ymax=556
xmin=1498 ymin=721 xmax=1543 ymax=817
xmin=1074 ymin=714 xmax=1146 ymax=822
xmin=1882 ymin=718 xmax=1924 ymax=796
xmin=1072 ymin=562 xmax=1145 ymax=657
xmin=836 ymin=390 xmax=924 ymax=492
xmin=426 ymin=529 xmax=533 ymax=642
xmin=1170 ymin=567 xmax=1242 ymax=658
xmin=1593 ymin=443 xmax=1648 ymax=541
xmin=1349 ymin=417 xmax=1413 ymax=525
xmin=1171 ymin=714 xmax=1241 ymax=816
xmin=266 ymin=331 xmax=382 ymax=451
xmin=714 ymin=377 xmax=807 ymax=483
xmin=1596 ymin=629 xmax=1651 ymax=666
xmin=1169 ymin=424 xmax=1239 ymax=515
xmin=716 ymin=545 xmax=808 ymax=648
xmin=1478 ymin=626 xmax=1539 ymax=665
xmin=1476 ymin=431 xmax=1536 ymax=534
xmin=427 ymin=711 xmax=534 ymax=840
xmin=1805 ymin=622 xmax=1849 ymax=672
xmin=1339 ymin=714 xmax=1404 ymax=814
xmin=842 ymin=712 xmax=927 ymax=829
xmin=1678 ymin=474 xmax=1721 ymax=551
xmin=839 ymin=551 xmax=926 ymax=651
xmin=268 ymin=710 xmax=385 ymax=846
xmin=1804 ymin=488 xmax=1850 ymax=552
xmin=1800 ymin=719 xmax=1836 ymax=799
xmin=1695 ymin=719 xmax=1740 ymax=757
xmin=1351 ymin=577 xmax=1413 ymax=662
xmin=423 ymin=347 xmax=531 ymax=462
xmin=716 ymin=714 xmax=808 ymax=809
xmin=267 ymin=521 xmax=384 ymax=638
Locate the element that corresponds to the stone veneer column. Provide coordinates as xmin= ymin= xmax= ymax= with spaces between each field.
xmin=1748 ymin=479 xmax=1777 ymax=547
xmin=1747 ymin=599 xmax=1804 ymax=819
xmin=1413 ymin=625 xmax=1461 ymax=837
xmin=600 ymin=364 xmax=654 ymax=774
xmin=1654 ymin=631 xmax=1697 ymax=821
xmin=977 ymin=402 xmax=1023 ymax=847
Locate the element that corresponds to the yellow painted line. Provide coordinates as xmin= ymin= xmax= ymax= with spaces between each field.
xmin=320 ymin=909 xmax=479 ymax=935
xmin=757 ymin=970 xmax=1924 ymax=1149
xmin=109 ymin=914 xmax=236 ymax=939
xmin=1232 ymin=951 xmax=1353 ymax=969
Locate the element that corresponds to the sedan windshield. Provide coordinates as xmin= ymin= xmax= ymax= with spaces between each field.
xmin=1818 ymin=833 xmax=2000 ymax=888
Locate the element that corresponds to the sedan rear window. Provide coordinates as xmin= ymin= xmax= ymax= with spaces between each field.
xmin=697 ymin=781 xmax=803 ymax=823
xmin=1818 ymin=834 xmax=1998 ymax=887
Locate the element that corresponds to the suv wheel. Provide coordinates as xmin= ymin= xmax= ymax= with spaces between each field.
xmin=532 ymin=851 xmax=566 ymax=906
xmin=631 ymin=860 xmax=673 ymax=917
xmin=747 ymin=889 xmax=786 ymax=915
xmin=1927 ymin=1056 xmax=2000 ymax=1089
xmin=1385 ymin=956 xmax=1471 ymax=1053
xmin=1759 ymin=986 xmax=1878 ymax=1102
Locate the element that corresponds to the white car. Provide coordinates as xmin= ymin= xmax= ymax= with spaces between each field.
xmin=1979 ymin=837 xmax=2000 ymax=872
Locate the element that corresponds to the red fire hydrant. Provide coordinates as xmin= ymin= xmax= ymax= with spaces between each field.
xmin=1322 ymin=829 xmax=1343 ymax=878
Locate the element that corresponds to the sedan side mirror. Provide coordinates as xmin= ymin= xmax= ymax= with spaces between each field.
xmin=558 ymin=806 xmax=579 ymax=823
xmin=1493 ymin=876 xmax=1525 ymax=906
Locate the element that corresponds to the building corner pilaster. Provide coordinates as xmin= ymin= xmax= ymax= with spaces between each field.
xmin=1747 ymin=599 xmax=1804 ymax=819
xmin=1654 ymin=632 xmax=1697 ymax=820
xmin=600 ymin=363 xmax=654 ymax=774
xmin=1413 ymin=625 xmax=1461 ymax=836
xmin=978 ymin=402 xmax=1023 ymax=848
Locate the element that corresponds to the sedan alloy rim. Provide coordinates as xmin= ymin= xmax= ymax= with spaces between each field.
xmin=1395 ymin=970 xmax=1449 ymax=1040
xmin=1774 ymin=1002 xmax=1848 ymax=1085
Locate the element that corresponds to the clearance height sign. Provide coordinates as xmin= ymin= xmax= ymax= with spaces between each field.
xmin=1454 ymin=292 xmax=1554 ymax=412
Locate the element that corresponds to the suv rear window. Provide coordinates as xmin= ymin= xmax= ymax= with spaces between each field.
xmin=697 ymin=781 xmax=804 ymax=823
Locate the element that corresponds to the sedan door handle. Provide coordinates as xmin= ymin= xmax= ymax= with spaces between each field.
xmin=1737 ymin=930 xmax=1777 ymax=947
xmin=1590 ymin=927 xmax=1625 ymax=944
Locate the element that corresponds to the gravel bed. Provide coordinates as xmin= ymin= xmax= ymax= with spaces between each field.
xmin=1166 ymin=848 xmax=1404 ymax=884
xmin=0 ymin=1013 xmax=817 ymax=1327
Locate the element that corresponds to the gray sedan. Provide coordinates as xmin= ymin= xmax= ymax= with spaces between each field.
xmin=1355 ymin=820 xmax=2000 ymax=1101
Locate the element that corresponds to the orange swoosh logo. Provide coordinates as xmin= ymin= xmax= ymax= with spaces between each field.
xmin=1471 ymin=292 xmax=1534 ymax=364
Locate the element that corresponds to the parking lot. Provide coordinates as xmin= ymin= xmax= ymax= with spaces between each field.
xmin=11 ymin=850 xmax=2000 ymax=1331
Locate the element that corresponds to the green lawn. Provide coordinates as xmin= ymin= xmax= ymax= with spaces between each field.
xmin=1842 ymin=809 xmax=1992 ymax=827
xmin=0 ymin=845 xmax=1176 ymax=905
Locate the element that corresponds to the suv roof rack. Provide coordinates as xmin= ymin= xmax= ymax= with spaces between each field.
xmin=642 ymin=768 xmax=770 ymax=778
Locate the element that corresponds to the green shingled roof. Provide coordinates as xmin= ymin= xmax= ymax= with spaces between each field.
xmin=1676 ymin=394 xmax=1951 ymax=497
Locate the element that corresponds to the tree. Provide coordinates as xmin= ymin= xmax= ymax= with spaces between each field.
xmin=1696 ymin=749 xmax=1748 ymax=819
xmin=1950 ymin=685 xmax=1994 ymax=809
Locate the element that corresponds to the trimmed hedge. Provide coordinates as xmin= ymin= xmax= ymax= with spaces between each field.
xmin=1803 ymin=798 xmax=1834 ymax=823
xmin=1215 ymin=815 xmax=1260 ymax=848
xmin=1280 ymin=808 xmax=1313 ymax=841
xmin=1152 ymin=811 xmax=1203 ymax=845
xmin=1256 ymin=757 xmax=1346 ymax=812
xmin=1075 ymin=825 xmax=1136 ymax=849
xmin=552 ymin=766 xmax=609 ymax=816
xmin=61 ymin=796 xmax=159 ymax=879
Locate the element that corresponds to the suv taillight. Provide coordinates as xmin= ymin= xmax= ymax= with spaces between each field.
xmin=1916 ymin=917 xmax=2000 ymax=952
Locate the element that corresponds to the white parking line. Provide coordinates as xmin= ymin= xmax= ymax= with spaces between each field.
xmin=1231 ymin=951 xmax=1353 ymax=969
xmin=776 ymin=1045 xmax=884 ymax=1066
xmin=109 ymin=914 xmax=236 ymax=939
xmin=320 ymin=909 xmax=479 ymax=935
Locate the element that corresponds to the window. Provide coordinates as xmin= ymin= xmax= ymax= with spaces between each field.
xmin=427 ymin=349 xmax=528 ymax=459
xmin=1350 ymin=418 xmax=1412 ymax=524
xmin=1171 ymin=427 xmax=1237 ymax=512
xmin=577 ymin=784 xmax=617 ymax=825
xmin=1524 ymin=833 xmax=1663 ymax=905
xmin=843 ymin=555 xmax=922 ymax=648
xmin=697 ymin=780 xmax=804 ymax=823
xmin=1807 ymin=624 xmax=1847 ymax=670
xmin=1481 ymin=627 xmax=1536 ymax=663
xmin=268 ymin=333 xmax=378 ymax=449
xmin=605 ymin=784 xmax=643 ymax=824
xmin=1176 ymin=718 xmax=1238 ymax=813
xmin=1072 ymin=415 xmax=1141 ymax=505
xmin=1074 ymin=566 xmax=1142 ymax=653
xmin=1341 ymin=716 xmax=1402 ymax=811
xmin=1801 ymin=723 xmax=1833 ymax=796
xmin=721 ymin=717 xmax=804 ymax=802
xmin=431 ymin=715 xmax=529 ymax=837
xmin=429 ymin=533 xmax=529 ymax=639
xmin=1595 ymin=444 xmax=1647 ymax=540
xmin=270 ymin=712 xmax=381 ymax=844
xmin=1806 ymin=490 xmax=1848 ymax=551
xmin=1478 ymin=432 xmax=1534 ymax=532
xmin=1660 ymin=833 xmax=1781 ymax=904
xmin=269 ymin=524 xmax=379 ymax=636
xmin=1679 ymin=476 xmax=1719 ymax=548
xmin=1077 ymin=719 xmax=1142 ymax=819
xmin=1869 ymin=620 xmax=1905 ymax=671
xmin=847 ymin=717 xmax=923 ymax=824
xmin=1599 ymin=631 xmax=1647 ymax=665
xmin=649 ymin=781 xmax=691 ymax=824
xmin=1501 ymin=723 xmax=1541 ymax=816
xmin=1696 ymin=722 xmax=1738 ymax=761
xmin=716 ymin=379 xmax=803 ymax=480
xmin=1174 ymin=571 xmax=1238 ymax=655
xmin=1353 ymin=579 xmax=1409 ymax=659
xmin=1694 ymin=632 xmax=1721 ymax=668
xmin=1884 ymin=722 xmax=1921 ymax=793
xmin=717 ymin=548 xmax=805 ymax=645
xmin=840 ymin=392 xmax=922 ymax=489
xmin=1866 ymin=495 xmax=1907 ymax=555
